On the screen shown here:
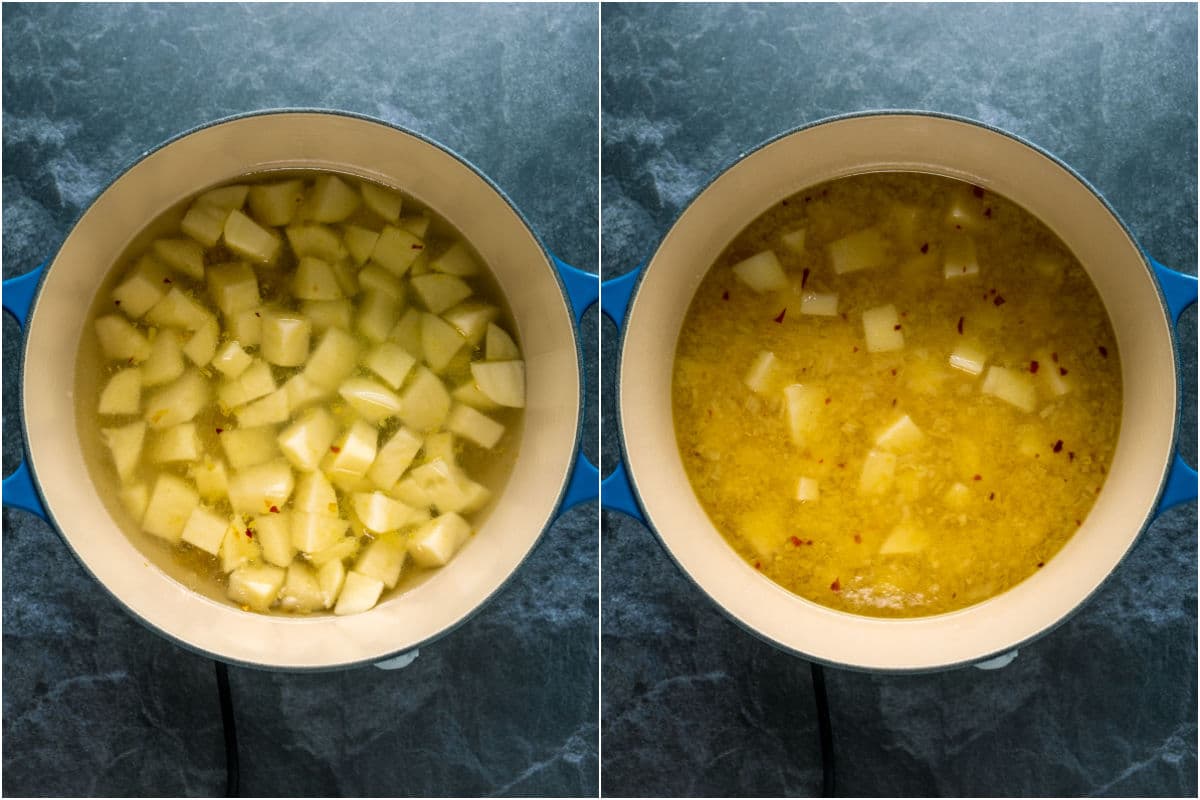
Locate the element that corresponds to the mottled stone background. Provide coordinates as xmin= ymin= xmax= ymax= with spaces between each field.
xmin=3 ymin=4 xmax=597 ymax=797
xmin=600 ymin=3 xmax=1197 ymax=797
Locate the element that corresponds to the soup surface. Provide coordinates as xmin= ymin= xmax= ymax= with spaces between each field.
xmin=77 ymin=170 xmax=526 ymax=616
xmin=672 ymin=172 xmax=1121 ymax=617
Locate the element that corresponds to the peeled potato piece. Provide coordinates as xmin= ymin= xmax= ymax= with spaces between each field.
xmin=471 ymin=361 xmax=525 ymax=408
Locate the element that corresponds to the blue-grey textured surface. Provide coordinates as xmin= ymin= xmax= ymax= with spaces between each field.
xmin=600 ymin=4 xmax=1196 ymax=797
xmin=3 ymin=4 xmax=597 ymax=796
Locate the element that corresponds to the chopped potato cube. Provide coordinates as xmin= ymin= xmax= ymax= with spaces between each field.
xmin=949 ymin=341 xmax=988 ymax=376
xmin=150 ymin=422 xmax=201 ymax=463
xmin=398 ymin=366 xmax=452 ymax=431
xmin=144 ymin=370 xmax=210 ymax=429
xmin=207 ymin=262 xmax=260 ymax=317
xmin=354 ymin=534 xmax=408 ymax=589
xmin=247 ymin=180 xmax=304 ymax=227
xmin=874 ymin=414 xmax=925 ymax=452
xmin=744 ymin=351 xmax=779 ymax=395
xmin=143 ymin=472 xmax=199 ymax=543
xmin=412 ymin=274 xmax=472 ymax=315
xmin=227 ymin=564 xmax=286 ymax=612
xmin=101 ymin=421 xmax=146 ymax=483
xmin=446 ymin=404 xmax=505 ymax=449
xmin=224 ymin=209 xmax=280 ymax=265
xmin=303 ymin=174 xmax=360 ymax=223
xmin=800 ymin=291 xmax=838 ymax=317
xmin=409 ymin=512 xmax=471 ymax=568
xmin=228 ymin=459 xmax=295 ymax=517
xmin=111 ymin=254 xmax=169 ymax=318
xmin=260 ymin=312 xmax=311 ymax=367
xmin=429 ymin=241 xmax=480 ymax=277
xmin=152 ymin=239 xmax=206 ymax=281
xmin=277 ymin=407 xmax=338 ymax=472
xmin=862 ymin=304 xmax=904 ymax=353
xmin=181 ymin=506 xmax=232 ymax=556
xmin=732 ymin=250 xmax=788 ymax=292
xmin=859 ymin=450 xmax=897 ymax=495
xmin=981 ymin=366 xmax=1037 ymax=412
xmin=367 ymin=427 xmax=424 ymax=490
xmin=828 ymin=228 xmax=888 ymax=274
xmin=371 ymin=226 xmax=425 ymax=276
xmin=95 ymin=315 xmax=151 ymax=362
xmin=98 ymin=369 xmax=142 ymax=416
xmin=333 ymin=571 xmax=384 ymax=615
xmin=363 ymin=342 xmax=417 ymax=390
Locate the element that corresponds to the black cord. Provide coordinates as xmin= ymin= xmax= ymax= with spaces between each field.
xmin=214 ymin=660 xmax=240 ymax=797
xmin=810 ymin=662 xmax=835 ymax=797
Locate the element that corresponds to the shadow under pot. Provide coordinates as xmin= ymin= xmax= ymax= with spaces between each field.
xmin=6 ymin=110 xmax=588 ymax=671
xmin=614 ymin=111 xmax=1196 ymax=673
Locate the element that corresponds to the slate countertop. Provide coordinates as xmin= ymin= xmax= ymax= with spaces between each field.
xmin=2 ymin=4 xmax=597 ymax=797
xmin=600 ymin=4 xmax=1197 ymax=797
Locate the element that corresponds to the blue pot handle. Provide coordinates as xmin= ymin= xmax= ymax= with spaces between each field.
xmin=597 ymin=267 xmax=646 ymax=522
xmin=550 ymin=255 xmax=601 ymax=514
xmin=1150 ymin=258 xmax=1197 ymax=515
xmin=3 ymin=265 xmax=49 ymax=521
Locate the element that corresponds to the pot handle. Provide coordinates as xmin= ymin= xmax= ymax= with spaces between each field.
xmin=1149 ymin=259 xmax=1197 ymax=515
xmin=2 ymin=266 xmax=48 ymax=521
xmin=595 ymin=267 xmax=646 ymax=522
xmin=550 ymin=255 xmax=602 ymax=514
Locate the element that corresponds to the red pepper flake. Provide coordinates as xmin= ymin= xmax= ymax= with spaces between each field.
xmin=215 ymin=427 xmax=224 ymax=434
xmin=804 ymin=195 xmax=812 ymax=203
xmin=1098 ymin=345 xmax=1108 ymax=358
xmin=781 ymin=199 xmax=789 ymax=206
xmin=989 ymin=288 xmax=997 ymax=296
xmin=254 ymin=311 xmax=261 ymax=317
xmin=773 ymin=308 xmax=787 ymax=323
xmin=113 ymin=299 xmax=122 ymax=306
xmin=852 ymin=346 xmax=859 ymax=353
xmin=754 ymin=561 xmax=762 ymax=571
xmin=1036 ymin=561 xmax=1045 ymax=568
xmin=830 ymin=578 xmax=842 ymax=592
xmin=983 ymin=207 xmax=992 ymax=218
xmin=721 ymin=290 xmax=730 ymax=301
xmin=920 ymin=242 xmax=929 ymax=254
xmin=1029 ymin=360 xmax=1039 ymax=374
xmin=891 ymin=398 xmax=897 ymax=407
xmin=790 ymin=536 xmax=802 ymax=546
xmin=801 ymin=268 xmax=811 ymax=289
xmin=330 ymin=445 xmax=341 ymax=453
xmin=837 ymin=462 xmax=846 ymax=469
xmin=957 ymin=316 xmax=964 ymax=335
xmin=162 ymin=277 xmax=172 ymax=284
xmin=806 ymin=539 xmax=814 ymax=546
xmin=893 ymin=323 xmax=902 ymax=331
xmin=839 ymin=312 xmax=848 ymax=321
xmin=245 ymin=527 xmax=254 ymax=539
xmin=411 ymin=243 xmax=424 ymax=250
xmin=972 ymin=185 xmax=985 ymax=198
xmin=269 ymin=505 xmax=280 ymax=514
xmin=988 ymin=492 xmax=995 ymax=501
xmin=1075 ymin=519 xmax=1082 ymax=527
xmin=853 ymin=534 xmax=862 ymax=544
xmin=1059 ymin=367 xmax=1068 ymax=376
xmin=1052 ymin=440 xmax=1063 ymax=453
xmin=1050 ymin=352 xmax=1059 ymax=362
xmin=1068 ymin=451 xmax=1075 ymax=462
xmin=972 ymin=474 xmax=982 ymax=481
xmin=824 ymin=397 xmax=832 ymax=405
xmin=993 ymin=295 xmax=1006 ymax=306
xmin=889 ymin=368 xmax=897 ymax=376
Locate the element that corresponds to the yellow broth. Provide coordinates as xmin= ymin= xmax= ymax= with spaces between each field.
xmin=672 ymin=172 xmax=1121 ymax=617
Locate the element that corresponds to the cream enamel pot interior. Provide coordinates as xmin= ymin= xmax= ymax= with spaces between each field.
xmin=4 ymin=111 xmax=587 ymax=670
xmin=614 ymin=112 xmax=1196 ymax=672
